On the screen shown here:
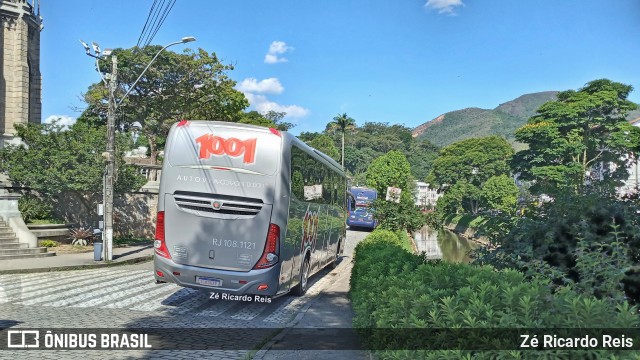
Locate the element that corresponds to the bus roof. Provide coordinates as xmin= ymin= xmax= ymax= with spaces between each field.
xmin=170 ymin=120 xmax=345 ymax=177
xmin=289 ymin=136 xmax=345 ymax=175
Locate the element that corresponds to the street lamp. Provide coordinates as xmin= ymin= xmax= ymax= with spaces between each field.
xmin=82 ymin=36 xmax=196 ymax=261
xmin=117 ymin=36 xmax=196 ymax=107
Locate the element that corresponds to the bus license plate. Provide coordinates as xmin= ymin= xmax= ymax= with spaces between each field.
xmin=196 ymin=276 xmax=222 ymax=287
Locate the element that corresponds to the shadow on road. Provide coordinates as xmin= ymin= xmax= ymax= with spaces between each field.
xmin=112 ymin=244 xmax=153 ymax=260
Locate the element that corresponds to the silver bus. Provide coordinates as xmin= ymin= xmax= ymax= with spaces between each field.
xmin=154 ymin=120 xmax=347 ymax=297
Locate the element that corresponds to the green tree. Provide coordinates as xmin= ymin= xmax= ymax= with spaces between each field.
xmin=303 ymin=122 xmax=436 ymax=182
xmin=238 ymin=111 xmax=277 ymax=128
xmin=406 ymin=139 xmax=439 ymax=180
xmin=263 ymin=110 xmax=295 ymax=131
xmin=344 ymin=147 xmax=378 ymax=178
xmin=427 ymin=136 xmax=514 ymax=189
xmin=308 ymin=134 xmax=340 ymax=162
xmin=0 ymin=120 xmax=146 ymax=216
xmin=327 ymin=113 xmax=356 ymax=168
xmin=84 ymin=46 xmax=249 ymax=168
xmin=512 ymin=79 xmax=640 ymax=195
xmin=437 ymin=181 xmax=483 ymax=215
xmin=298 ymin=131 xmax=321 ymax=143
xmin=238 ymin=110 xmax=294 ymax=131
xmin=352 ymin=122 xmax=412 ymax=153
xmin=365 ymin=150 xmax=413 ymax=195
xmin=369 ymin=193 xmax=425 ymax=232
xmin=365 ymin=151 xmax=424 ymax=231
xmin=482 ymin=175 xmax=519 ymax=213
xmin=435 ymin=187 xmax=463 ymax=217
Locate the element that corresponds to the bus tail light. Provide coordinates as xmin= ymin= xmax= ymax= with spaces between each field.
xmin=253 ymin=224 xmax=280 ymax=269
xmin=154 ymin=211 xmax=172 ymax=259
xmin=269 ymin=128 xmax=281 ymax=137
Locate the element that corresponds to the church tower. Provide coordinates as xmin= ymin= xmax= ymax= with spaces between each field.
xmin=0 ymin=0 xmax=42 ymax=147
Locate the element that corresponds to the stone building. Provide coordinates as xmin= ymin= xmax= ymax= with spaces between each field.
xmin=0 ymin=0 xmax=44 ymax=259
xmin=0 ymin=0 xmax=42 ymax=147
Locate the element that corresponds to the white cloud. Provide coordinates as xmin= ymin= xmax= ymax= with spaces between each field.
xmin=269 ymin=41 xmax=291 ymax=55
xmin=44 ymin=115 xmax=76 ymax=128
xmin=264 ymin=54 xmax=288 ymax=64
xmin=264 ymin=41 xmax=293 ymax=64
xmin=236 ymin=77 xmax=284 ymax=94
xmin=425 ymin=0 xmax=464 ymax=15
xmin=237 ymin=71 xmax=308 ymax=119
xmin=244 ymin=93 xmax=309 ymax=118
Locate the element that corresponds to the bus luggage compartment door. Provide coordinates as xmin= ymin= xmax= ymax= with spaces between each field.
xmin=164 ymin=194 xmax=273 ymax=272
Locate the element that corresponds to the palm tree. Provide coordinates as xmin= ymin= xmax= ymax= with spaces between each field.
xmin=327 ymin=113 xmax=356 ymax=168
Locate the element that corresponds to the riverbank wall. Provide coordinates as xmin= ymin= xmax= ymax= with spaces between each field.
xmin=444 ymin=214 xmax=491 ymax=246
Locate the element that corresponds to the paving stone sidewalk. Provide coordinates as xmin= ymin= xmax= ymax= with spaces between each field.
xmin=0 ymin=244 xmax=154 ymax=274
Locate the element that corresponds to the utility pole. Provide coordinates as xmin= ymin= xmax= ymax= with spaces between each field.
xmin=104 ymin=55 xmax=117 ymax=261
xmin=81 ymin=37 xmax=195 ymax=262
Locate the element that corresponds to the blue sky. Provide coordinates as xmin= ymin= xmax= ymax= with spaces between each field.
xmin=40 ymin=0 xmax=640 ymax=135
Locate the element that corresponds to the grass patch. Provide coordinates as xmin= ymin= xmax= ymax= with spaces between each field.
xmin=444 ymin=213 xmax=462 ymax=225
xmin=51 ymin=244 xmax=93 ymax=254
xmin=446 ymin=214 xmax=486 ymax=232
xmin=28 ymin=219 xmax=65 ymax=225
xmin=468 ymin=215 xmax=486 ymax=227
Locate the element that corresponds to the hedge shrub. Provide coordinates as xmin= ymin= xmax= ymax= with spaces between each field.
xmin=18 ymin=195 xmax=54 ymax=223
xmin=350 ymin=230 xmax=640 ymax=359
xmin=39 ymin=239 xmax=58 ymax=247
xmin=474 ymin=193 xmax=640 ymax=304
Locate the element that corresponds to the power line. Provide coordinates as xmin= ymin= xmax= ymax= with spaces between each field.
xmin=135 ymin=0 xmax=159 ymax=49
xmin=136 ymin=0 xmax=177 ymax=51
xmin=138 ymin=0 xmax=165 ymax=49
xmin=144 ymin=0 xmax=176 ymax=48
xmin=141 ymin=0 xmax=166 ymax=47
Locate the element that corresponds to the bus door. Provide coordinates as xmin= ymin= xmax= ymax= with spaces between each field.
xmin=347 ymin=193 xmax=356 ymax=213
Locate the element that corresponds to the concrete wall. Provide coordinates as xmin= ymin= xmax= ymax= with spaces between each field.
xmin=113 ymin=192 xmax=158 ymax=238
xmin=50 ymin=191 xmax=159 ymax=239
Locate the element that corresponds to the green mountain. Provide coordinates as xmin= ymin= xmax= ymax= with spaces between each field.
xmin=413 ymin=91 xmax=640 ymax=149
xmin=628 ymin=108 xmax=640 ymax=123
xmin=412 ymin=91 xmax=558 ymax=148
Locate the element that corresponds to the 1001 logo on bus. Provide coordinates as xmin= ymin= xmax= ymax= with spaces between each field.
xmin=195 ymin=134 xmax=257 ymax=164
xmin=302 ymin=205 xmax=320 ymax=252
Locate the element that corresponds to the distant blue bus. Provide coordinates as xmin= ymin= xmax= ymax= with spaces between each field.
xmin=347 ymin=187 xmax=377 ymax=229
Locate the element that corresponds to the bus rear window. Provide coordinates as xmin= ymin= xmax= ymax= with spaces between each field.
xmin=167 ymin=123 xmax=281 ymax=176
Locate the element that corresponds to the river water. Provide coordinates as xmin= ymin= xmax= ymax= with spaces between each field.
xmin=413 ymin=226 xmax=478 ymax=263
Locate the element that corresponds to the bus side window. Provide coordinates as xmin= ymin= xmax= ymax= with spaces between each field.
xmin=347 ymin=195 xmax=355 ymax=212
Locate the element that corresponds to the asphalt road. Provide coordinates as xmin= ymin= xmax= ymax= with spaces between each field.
xmin=0 ymin=229 xmax=372 ymax=360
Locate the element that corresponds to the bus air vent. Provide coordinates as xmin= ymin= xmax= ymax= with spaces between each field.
xmin=173 ymin=191 xmax=264 ymax=217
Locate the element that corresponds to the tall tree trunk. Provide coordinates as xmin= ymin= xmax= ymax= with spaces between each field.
xmin=341 ymin=132 xmax=345 ymax=169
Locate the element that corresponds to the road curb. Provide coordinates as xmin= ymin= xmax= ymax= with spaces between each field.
xmin=0 ymin=254 xmax=154 ymax=275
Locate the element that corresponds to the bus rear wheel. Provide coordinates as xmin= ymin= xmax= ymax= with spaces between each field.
xmin=330 ymin=240 xmax=341 ymax=269
xmin=292 ymin=257 xmax=310 ymax=296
